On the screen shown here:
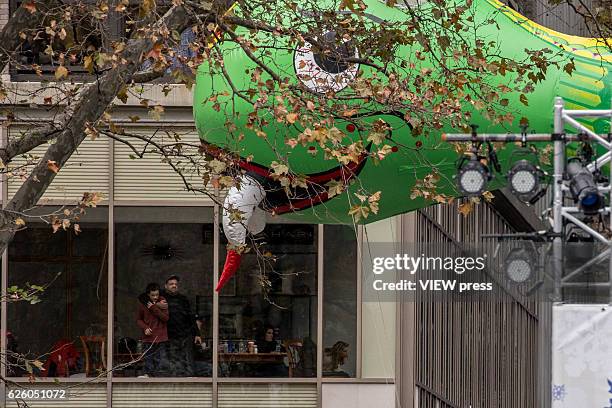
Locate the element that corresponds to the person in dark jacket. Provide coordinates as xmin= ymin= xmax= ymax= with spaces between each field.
xmin=136 ymin=282 xmax=169 ymax=377
xmin=161 ymin=275 xmax=201 ymax=376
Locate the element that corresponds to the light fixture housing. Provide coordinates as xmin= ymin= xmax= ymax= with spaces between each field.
xmin=507 ymin=160 xmax=541 ymax=203
xmin=457 ymin=159 xmax=489 ymax=197
xmin=504 ymin=247 xmax=536 ymax=283
xmin=567 ymin=161 xmax=604 ymax=215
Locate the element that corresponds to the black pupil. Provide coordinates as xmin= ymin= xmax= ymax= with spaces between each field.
xmin=312 ymin=31 xmax=353 ymax=74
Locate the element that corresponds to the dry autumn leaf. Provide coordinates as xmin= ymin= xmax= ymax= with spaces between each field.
xmin=286 ymin=113 xmax=298 ymax=124
xmin=55 ymin=66 xmax=69 ymax=80
xmin=458 ymin=201 xmax=474 ymax=217
xmin=47 ymin=160 xmax=60 ymax=173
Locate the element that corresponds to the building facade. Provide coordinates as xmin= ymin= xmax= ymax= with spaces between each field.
xmin=0 ymin=0 xmax=595 ymax=406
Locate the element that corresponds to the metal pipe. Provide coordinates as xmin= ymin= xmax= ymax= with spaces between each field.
xmin=553 ymin=97 xmax=565 ymax=302
xmin=561 ymin=248 xmax=610 ymax=282
xmin=442 ymin=133 xmax=553 ymax=142
xmin=564 ymin=109 xmax=612 ymax=117
xmin=587 ymin=151 xmax=611 ymax=172
xmin=562 ymin=114 xmax=611 ymax=148
xmin=562 ymin=206 xmax=611 ymax=214
xmin=609 ymin=93 xmax=612 ymax=304
xmin=562 ymin=211 xmax=609 ymax=244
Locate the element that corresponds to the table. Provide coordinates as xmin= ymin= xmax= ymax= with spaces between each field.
xmin=218 ymin=352 xmax=290 ymax=377
xmin=114 ymin=353 xmax=144 ymax=376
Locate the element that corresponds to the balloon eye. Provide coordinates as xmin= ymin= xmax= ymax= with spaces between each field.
xmin=312 ymin=31 xmax=353 ymax=74
xmin=294 ymin=31 xmax=359 ymax=94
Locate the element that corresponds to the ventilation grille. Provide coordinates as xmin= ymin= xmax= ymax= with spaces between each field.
xmin=112 ymin=382 xmax=213 ymax=408
xmin=7 ymin=126 xmax=110 ymax=202
xmin=218 ymin=383 xmax=317 ymax=408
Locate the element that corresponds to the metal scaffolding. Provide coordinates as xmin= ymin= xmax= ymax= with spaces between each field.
xmin=444 ymin=96 xmax=612 ymax=303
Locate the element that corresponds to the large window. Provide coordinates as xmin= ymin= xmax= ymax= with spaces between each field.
xmin=3 ymin=204 xmax=381 ymax=385
xmin=7 ymin=207 xmax=108 ymax=378
xmin=218 ymin=222 xmax=318 ymax=378
xmin=113 ymin=207 xmax=214 ymax=377
xmin=9 ymin=0 xmax=197 ymax=81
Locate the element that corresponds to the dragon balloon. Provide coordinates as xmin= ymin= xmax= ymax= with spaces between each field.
xmin=193 ymin=0 xmax=612 ymax=290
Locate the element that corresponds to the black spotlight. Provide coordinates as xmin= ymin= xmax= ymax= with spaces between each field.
xmin=457 ymin=158 xmax=490 ymax=197
xmin=567 ymin=161 xmax=603 ymax=215
xmin=504 ymin=246 xmax=537 ymax=283
xmin=507 ymin=160 xmax=542 ymax=203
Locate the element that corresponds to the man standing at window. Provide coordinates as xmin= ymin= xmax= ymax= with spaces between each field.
xmin=162 ymin=275 xmax=202 ymax=376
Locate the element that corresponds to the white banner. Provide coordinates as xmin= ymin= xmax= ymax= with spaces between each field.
xmin=553 ymin=304 xmax=612 ymax=407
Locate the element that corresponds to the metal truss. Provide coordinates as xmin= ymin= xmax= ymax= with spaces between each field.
xmin=444 ymin=96 xmax=612 ymax=303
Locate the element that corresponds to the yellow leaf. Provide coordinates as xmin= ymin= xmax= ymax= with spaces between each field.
xmin=85 ymin=124 xmax=98 ymax=141
xmin=208 ymin=159 xmax=227 ymax=174
xmin=348 ymin=204 xmax=370 ymax=222
xmin=84 ymin=55 xmax=94 ymax=73
xmin=482 ymin=191 xmax=495 ymax=202
xmin=32 ymin=360 xmax=44 ymax=369
xmin=117 ymin=85 xmax=128 ymax=104
xmin=286 ymin=113 xmax=298 ymax=124
xmin=270 ymin=161 xmax=289 ymax=176
xmin=54 ymin=66 xmax=68 ymax=80
xmin=15 ymin=218 xmax=26 ymax=227
xmin=325 ymin=180 xmax=345 ymax=198
xmin=458 ymin=201 xmax=474 ymax=217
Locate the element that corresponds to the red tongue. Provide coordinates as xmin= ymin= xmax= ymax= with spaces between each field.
xmin=216 ymin=250 xmax=242 ymax=291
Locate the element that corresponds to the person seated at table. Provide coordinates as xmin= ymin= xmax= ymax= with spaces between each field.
xmin=253 ymin=325 xmax=287 ymax=377
xmin=322 ymin=341 xmax=350 ymax=377
xmin=136 ymin=282 xmax=169 ymax=377
xmin=257 ymin=325 xmax=282 ymax=353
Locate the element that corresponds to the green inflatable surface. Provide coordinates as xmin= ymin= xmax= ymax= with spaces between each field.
xmin=194 ymin=0 xmax=612 ymax=224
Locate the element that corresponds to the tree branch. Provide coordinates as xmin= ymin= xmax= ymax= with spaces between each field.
xmin=0 ymin=0 xmax=59 ymax=74
xmin=0 ymin=2 xmax=229 ymax=251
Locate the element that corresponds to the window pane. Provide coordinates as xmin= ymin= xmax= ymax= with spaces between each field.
xmin=218 ymin=222 xmax=318 ymax=378
xmin=7 ymin=207 xmax=108 ymax=378
xmin=323 ymin=225 xmax=357 ymax=377
xmin=11 ymin=0 xmax=102 ymax=79
xmin=361 ymin=219 xmax=396 ymax=378
xmin=113 ymin=207 xmax=214 ymax=378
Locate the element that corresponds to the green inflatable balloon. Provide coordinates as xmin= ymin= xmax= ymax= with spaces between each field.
xmin=194 ymin=0 xmax=612 ymax=225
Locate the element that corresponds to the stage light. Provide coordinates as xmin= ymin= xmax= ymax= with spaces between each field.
xmin=507 ymin=160 xmax=541 ymax=203
xmin=567 ymin=161 xmax=603 ymax=215
xmin=504 ymin=247 xmax=534 ymax=283
xmin=457 ymin=159 xmax=489 ymax=196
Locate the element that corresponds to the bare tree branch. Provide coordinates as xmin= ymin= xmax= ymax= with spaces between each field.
xmin=0 ymin=0 xmax=59 ymax=73
xmin=0 ymin=2 xmax=212 ymax=251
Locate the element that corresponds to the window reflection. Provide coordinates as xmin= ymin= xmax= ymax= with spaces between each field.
xmin=218 ymin=223 xmax=318 ymax=378
xmin=113 ymin=207 xmax=213 ymax=377
xmin=7 ymin=207 xmax=108 ymax=378
xmin=323 ymin=225 xmax=357 ymax=377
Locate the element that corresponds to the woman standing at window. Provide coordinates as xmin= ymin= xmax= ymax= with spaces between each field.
xmin=136 ymin=283 xmax=169 ymax=377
